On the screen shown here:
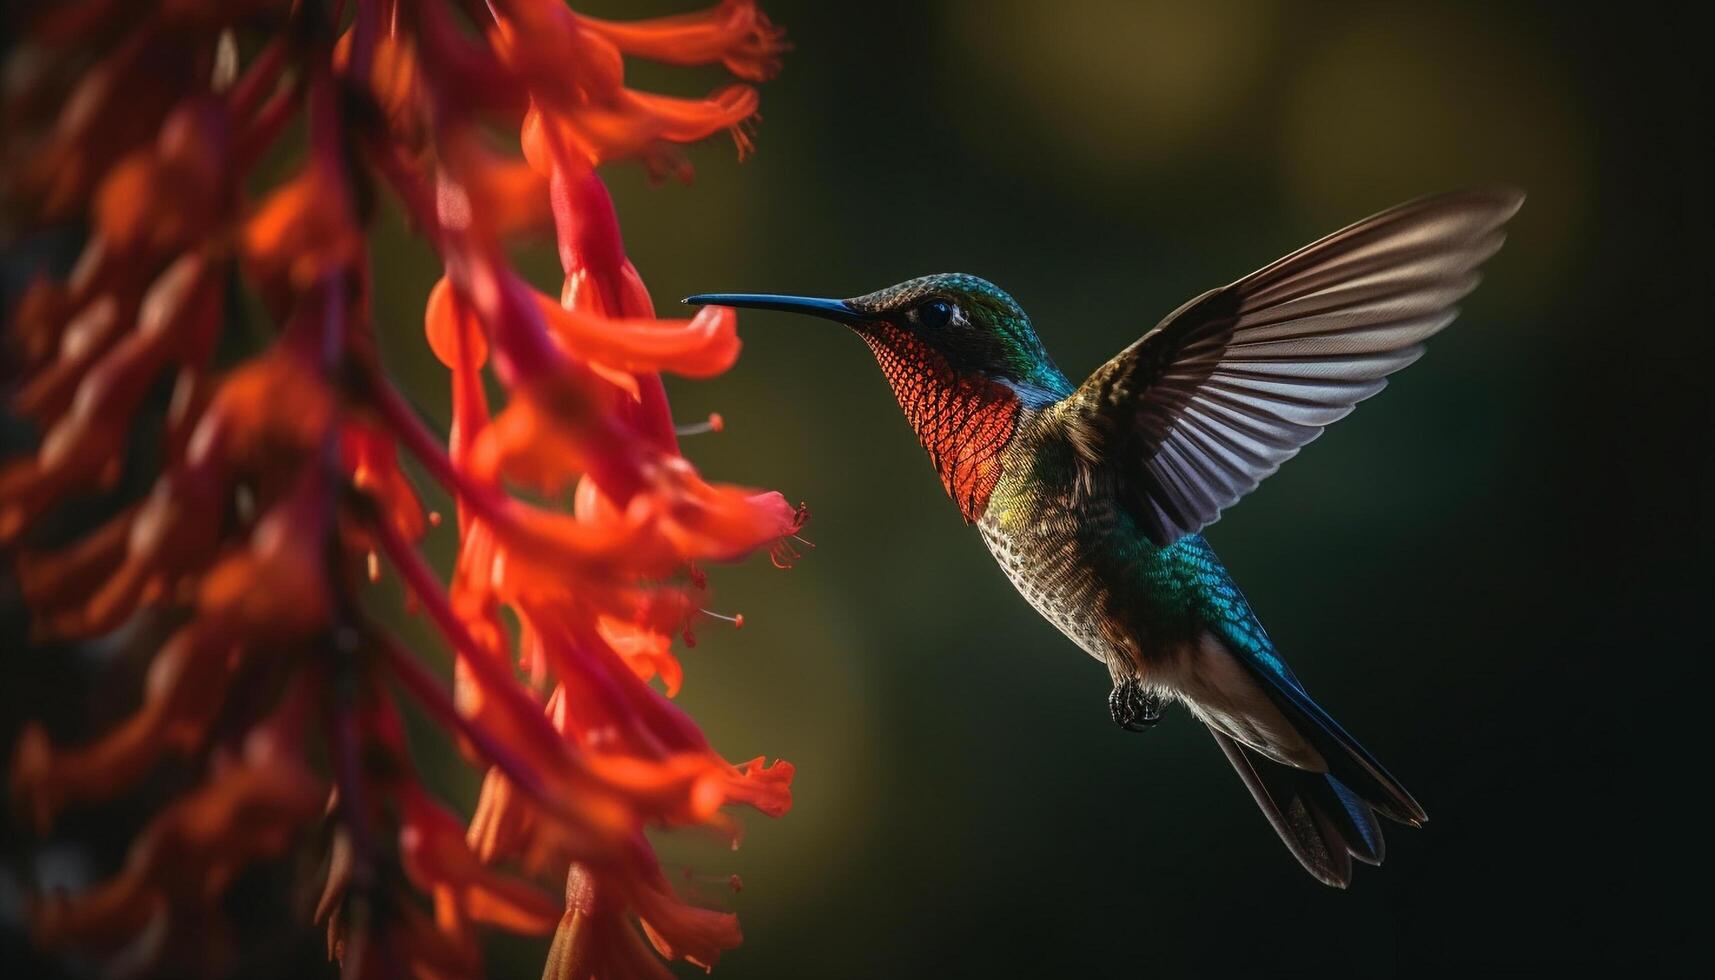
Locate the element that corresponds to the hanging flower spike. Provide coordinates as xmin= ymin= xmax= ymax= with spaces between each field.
xmin=4 ymin=2 xmax=798 ymax=978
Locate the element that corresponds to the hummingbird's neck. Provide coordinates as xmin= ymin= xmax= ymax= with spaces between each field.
xmin=859 ymin=324 xmax=1043 ymax=523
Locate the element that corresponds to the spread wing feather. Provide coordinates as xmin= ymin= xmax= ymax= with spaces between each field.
xmin=1067 ymin=188 xmax=1524 ymax=545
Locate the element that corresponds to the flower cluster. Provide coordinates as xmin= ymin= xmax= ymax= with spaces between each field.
xmin=2 ymin=2 xmax=798 ymax=977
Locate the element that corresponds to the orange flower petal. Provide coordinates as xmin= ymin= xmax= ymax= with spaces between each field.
xmin=241 ymin=162 xmax=359 ymax=295
xmin=597 ymin=615 xmax=684 ymax=697
xmin=579 ymin=0 xmax=789 ymax=82
xmin=533 ymin=287 xmax=741 ymax=378
xmin=400 ymin=789 xmax=563 ymax=935
xmin=549 ymin=83 xmax=761 ymax=166
xmin=631 ymin=871 xmax=742 ymax=969
xmin=650 ymin=461 xmax=805 ymax=561
xmin=424 ymin=274 xmax=491 ymax=374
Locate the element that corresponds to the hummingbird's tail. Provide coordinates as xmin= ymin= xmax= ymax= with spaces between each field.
xmin=1210 ymin=729 xmax=1386 ymax=888
xmin=1171 ymin=621 xmax=1427 ymax=887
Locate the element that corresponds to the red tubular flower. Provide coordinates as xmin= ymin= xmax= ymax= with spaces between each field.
xmin=577 ymin=0 xmax=790 ymax=83
xmin=533 ymin=288 xmax=742 ymax=379
xmin=3 ymin=2 xmax=797 ymax=978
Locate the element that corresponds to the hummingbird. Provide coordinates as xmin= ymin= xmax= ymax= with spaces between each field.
xmin=688 ymin=188 xmax=1523 ymax=887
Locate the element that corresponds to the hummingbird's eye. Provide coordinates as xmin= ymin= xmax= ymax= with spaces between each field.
xmin=915 ymin=298 xmax=954 ymax=329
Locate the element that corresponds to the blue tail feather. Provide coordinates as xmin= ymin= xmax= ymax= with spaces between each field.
xmin=1176 ymin=535 xmax=1427 ymax=827
xmin=1213 ymin=731 xmax=1386 ymax=887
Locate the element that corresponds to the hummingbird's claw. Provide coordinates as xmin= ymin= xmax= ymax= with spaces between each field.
xmin=1110 ymin=678 xmax=1165 ymax=732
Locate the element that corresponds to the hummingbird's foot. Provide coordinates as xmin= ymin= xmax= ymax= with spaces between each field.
xmin=1109 ymin=678 xmax=1165 ymax=732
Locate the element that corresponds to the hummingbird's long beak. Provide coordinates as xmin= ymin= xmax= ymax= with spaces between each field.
xmin=682 ymin=293 xmax=866 ymax=325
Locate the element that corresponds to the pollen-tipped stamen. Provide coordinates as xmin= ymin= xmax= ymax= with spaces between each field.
xmin=675 ymin=412 xmax=725 ymax=436
xmin=700 ymin=608 xmax=744 ymax=629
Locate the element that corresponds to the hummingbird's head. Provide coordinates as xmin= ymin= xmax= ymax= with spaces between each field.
xmin=685 ymin=273 xmax=1073 ymax=405
xmin=687 ymin=274 xmax=1073 ymax=521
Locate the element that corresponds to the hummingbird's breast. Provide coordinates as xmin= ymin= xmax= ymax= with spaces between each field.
xmin=858 ymin=322 xmax=1025 ymax=523
xmin=976 ymin=416 xmax=1195 ymax=675
xmin=852 ymin=320 xmax=1191 ymax=670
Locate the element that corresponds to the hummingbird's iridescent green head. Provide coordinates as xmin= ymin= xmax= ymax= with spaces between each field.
xmin=686 ymin=274 xmax=1073 ymax=405
xmin=687 ymin=274 xmax=1079 ymax=521
xmin=689 ymin=274 xmax=1073 ymax=520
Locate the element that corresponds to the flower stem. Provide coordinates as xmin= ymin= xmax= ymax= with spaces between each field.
xmin=368 ymin=511 xmax=579 ymax=783
xmin=372 ymin=626 xmax=563 ymax=815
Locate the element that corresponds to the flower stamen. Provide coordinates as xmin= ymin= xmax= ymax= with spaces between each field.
xmin=675 ymin=412 xmax=725 ymax=436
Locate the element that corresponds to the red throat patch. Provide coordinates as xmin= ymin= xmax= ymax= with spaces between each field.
xmin=859 ymin=324 xmax=1020 ymax=522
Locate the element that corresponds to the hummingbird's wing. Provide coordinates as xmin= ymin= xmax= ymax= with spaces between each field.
xmin=1065 ymin=187 xmax=1524 ymax=546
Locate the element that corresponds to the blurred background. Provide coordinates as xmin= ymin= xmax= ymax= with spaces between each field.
xmin=5 ymin=0 xmax=1706 ymax=977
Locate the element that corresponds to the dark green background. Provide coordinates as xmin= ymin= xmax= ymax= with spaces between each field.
xmin=6 ymin=1 xmax=1707 ymax=978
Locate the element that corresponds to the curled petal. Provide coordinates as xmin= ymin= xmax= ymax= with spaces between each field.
xmin=579 ymin=0 xmax=789 ymax=82
xmin=719 ymin=756 xmax=794 ymax=819
xmin=535 ymin=84 xmax=760 ymax=168
xmin=651 ymin=461 xmax=805 ymax=562
xmin=537 ymin=622 xmax=710 ymax=759
xmin=549 ymin=174 xmax=690 ymax=451
xmin=468 ymin=381 xmax=598 ymax=499
xmin=533 ymin=287 xmax=740 ymax=378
